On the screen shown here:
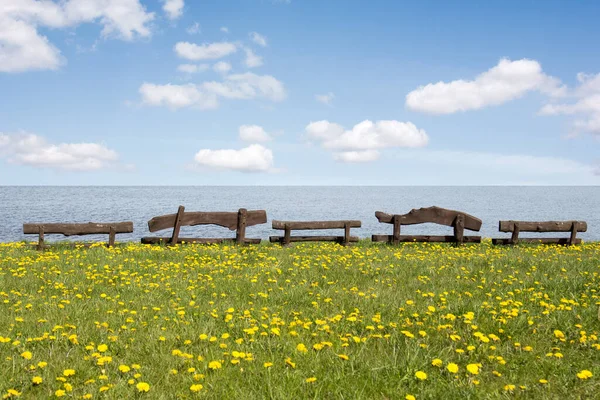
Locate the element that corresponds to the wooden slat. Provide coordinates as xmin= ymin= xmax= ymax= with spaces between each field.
xmin=148 ymin=210 xmax=267 ymax=232
xmin=499 ymin=220 xmax=587 ymax=233
xmin=269 ymin=236 xmax=359 ymax=243
xmin=492 ymin=237 xmax=582 ymax=245
xmin=272 ymin=220 xmax=361 ymax=230
xmin=235 ymin=208 xmax=247 ymax=244
xmin=372 ymin=234 xmax=481 ymax=243
xmin=141 ymin=237 xmax=261 ymax=245
xmin=454 ymin=214 xmax=464 ymax=244
xmin=169 ymin=206 xmax=185 ymax=245
xmin=24 ymin=222 xmax=133 ymax=236
xmin=375 ymin=207 xmax=482 ymax=231
xmin=108 ymin=226 xmax=116 ymax=248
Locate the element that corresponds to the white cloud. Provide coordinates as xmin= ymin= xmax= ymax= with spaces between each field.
xmin=186 ymin=21 xmax=200 ymax=34
xmin=213 ymin=61 xmax=232 ymax=74
xmin=333 ymin=150 xmax=379 ymax=163
xmin=177 ymin=63 xmax=209 ymax=74
xmin=139 ymin=73 xmax=286 ymax=110
xmin=194 ymin=144 xmax=274 ymax=172
xmin=162 ymin=0 xmax=184 ymax=20
xmin=406 ymin=58 xmax=565 ymax=114
xmin=250 ymin=31 xmax=267 ymax=47
xmin=306 ymin=120 xmax=429 ymax=151
xmin=243 ymin=47 xmax=263 ymax=68
xmin=315 ymin=92 xmax=334 ymax=106
xmin=0 ymin=16 xmax=64 ymax=72
xmin=220 ymin=26 xmax=229 ymax=33
xmin=174 ymin=41 xmax=237 ymax=61
xmin=0 ymin=132 xmax=119 ymax=171
xmin=0 ymin=0 xmax=155 ymax=73
xmin=539 ymin=72 xmax=600 ymax=136
xmin=139 ymin=83 xmax=218 ymax=110
xmin=239 ymin=125 xmax=271 ymax=142
xmin=202 ymin=72 xmax=286 ymax=102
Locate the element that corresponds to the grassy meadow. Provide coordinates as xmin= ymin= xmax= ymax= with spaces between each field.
xmin=0 ymin=240 xmax=599 ymax=399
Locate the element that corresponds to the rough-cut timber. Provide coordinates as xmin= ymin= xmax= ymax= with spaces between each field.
xmin=269 ymin=236 xmax=359 ymax=244
xmin=148 ymin=210 xmax=266 ymax=232
xmin=376 ymin=207 xmax=482 ymax=231
xmin=492 ymin=238 xmax=582 ymax=245
xmin=271 ymin=219 xmax=361 ymax=246
xmin=141 ymin=237 xmax=262 ymax=245
xmin=372 ymin=235 xmax=481 ymax=243
xmin=142 ymin=206 xmax=266 ymax=246
xmin=23 ymin=222 xmax=133 ymax=235
xmin=271 ymin=220 xmax=361 ymax=230
xmin=23 ymin=221 xmax=133 ymax=250
xmin=499 ymin=221 xmax=587 ymax=233
xmin=493 ymin=220 xmax=586 ymax=246
xmin=373 ymin=206 xmax=481 ymax=245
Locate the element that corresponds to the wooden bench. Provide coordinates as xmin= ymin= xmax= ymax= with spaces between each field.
xmin=23 ymin=222 xmax=134 ymax=250
xmin=269 ymin=220 xmax=361 ymax=245
xmin=372 ymin=206 xmax=482 ymax=244
xmin=141 ymin=206 xmax=266 ymax=245
xmin=492 ymin=220 xmax=587 ymax=245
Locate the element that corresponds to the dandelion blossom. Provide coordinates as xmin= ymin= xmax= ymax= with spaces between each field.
xmin=415 ymin=371 xmax=427 ymax=380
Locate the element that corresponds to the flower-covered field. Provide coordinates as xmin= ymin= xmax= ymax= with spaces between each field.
xmin=1 ymin=241 xmax=599 ymax=399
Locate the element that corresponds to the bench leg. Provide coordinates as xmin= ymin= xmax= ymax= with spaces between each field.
xmin=108 ymin=226 xmax=116 ymax=248
xmin=236 ymin=208 xmax=247 ymax=245
xmin=510 ymin=222 xmax=520 ymax=245
xmin=392 ymin=215 xmax=401 ymax=245
xmin=453 ymin=215 xmax=464 ymax=245
xmin=569 ymin=222 xmax=578 ymax=245
xmin=37 ymin=225 xmax=44 ymax=251
xmin=169 ymin=205 xmax=185 ymax=246
xmin=283 ymin=224 xmax=291 ymax=246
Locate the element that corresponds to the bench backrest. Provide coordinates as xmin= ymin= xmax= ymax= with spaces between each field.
xmin=494 ymin=220 xmax=587 ymax=245
xmin=373 ymin=206 xmax=482 ymax=244
xmin=23 ymin=222 xmax=134 ymax=249
xmin=144 ymin=206 xmax=267 ymax=245
xmin=270 ymin=220 xmax=361 ymax=245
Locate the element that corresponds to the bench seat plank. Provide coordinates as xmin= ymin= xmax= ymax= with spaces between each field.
xmin=372 ymin=234 xmax=481 ymax=243
xmin=23 ymin=222 xmax=133 ymax=236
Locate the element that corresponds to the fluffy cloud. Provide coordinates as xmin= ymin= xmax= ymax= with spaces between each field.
xmin=139 ymin=73 xmax=286 ymax=109
xmin=315 ymin=92 xmax=335 ymax=106
xmin=306 ymin=120 xmax=429 ymax=150
xmin=177 ymin=63 xmax=209 ymax=74
xmin=174 ymin=41 xmax=237 ymax=61
xmin=333 ymin=150 xmax=379 ymax=163
xmin=194 ymin=144 xmax=274 ymax=172
xmin=0 ymin=132 xmax=119 ymax=170
xmin=139 ymin=83 xmax=218 ymax=110
xmin=250 ymin=32 xmax=267 ymax=47
xmin=213 ymin=61 xmax=232 ymax=74
xmin=406 ymin=58 xmax=565 ymax=114
xmin=162 ymin=0 xmax=184 ymax=20
xmin=202 ymin=72 xmax=286 ymax=102
xmin=243 ymin=47 xmax=263 ymax=68
xmin=0 ymin=0 xmax=154 ymax=72
xmin=239 ymin=125 xmax=271 ymax=142
xmin=539 ymin=72 xmax=600 ymax=136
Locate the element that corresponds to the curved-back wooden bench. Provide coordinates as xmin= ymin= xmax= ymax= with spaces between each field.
xmin=492 ymin=220 xmax=587 ymax=245
xmin=141 ymin=206 xmax=267 ymax=245
xmin=372 ymin=206 xmax=482 ymax=244
xmin=23 ymin=222 xmax=134 ymax=250
xmin=270 ymin=220 xmax=361 ymax=246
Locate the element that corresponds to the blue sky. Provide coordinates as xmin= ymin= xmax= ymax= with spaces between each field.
xmin=0 ymin=0 xmax=599 ymax=185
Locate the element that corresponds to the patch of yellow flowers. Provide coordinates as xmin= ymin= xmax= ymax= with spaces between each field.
xmin=0 ymin=240 xmax=598 ymax=398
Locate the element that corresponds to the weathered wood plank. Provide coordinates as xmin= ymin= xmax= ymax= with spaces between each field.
xmin=169 ymin=206 xmax=185 ymax=245
xmin=235 ymin=208 xmax=247 ymax=244
xmin=269 ymin=236 xmax=360 ymax=243
xmin=492 ymin=237 xmax=582 ymax=245
xmin=375 ymin=207 xmax=482 ymax=231
xmin=24 ymin=222 xmax=133 ymax=236
xmin=372 ymin=234 xmax=481 ymax=243
xmin=499 ymin=220 xmax=587 ymax=233
xmin=141 ymin=237 xmax=261 ymax=245
xmin=272 ymin=220 xmax=361 ymax=230
xmin=148 ymin=210 xmax=267 ymax=232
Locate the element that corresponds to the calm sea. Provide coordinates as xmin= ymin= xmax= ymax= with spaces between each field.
xmin=0 ymin=186 xmax=598 ymax=243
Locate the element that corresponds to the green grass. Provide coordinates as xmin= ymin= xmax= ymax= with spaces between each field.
xmin=1 ymin=240 xmax=599 ymax=399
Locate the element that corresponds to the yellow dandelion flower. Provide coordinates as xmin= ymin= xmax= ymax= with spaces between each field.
xmin=415 ymin=371 xmax=427 ymax=380
xmin=432 ymin=359 xmax=443 ymax=367
xmin=32 ymin=376 xmax=43 ymax=385
xmin=466 ymin=364 xmax=479 ymax=375
xmin=577 ymin=370 xmax=593 ymax=380
xmin=208 ymin=361 xmax=222 ymax=370
xmin=190 ymin=384 xmax=203 ymax=392
xmin=264 ymin=362 xmax=273 ymax=368
xmin=406 ymin=395 xmax=416 ymax=400
xmin=305 ymin=377 xmax=317 ymax=383
xmin=446 ymin=363 xmax=459 ymax=374
xmin=118 ymin=365 xmax=131 ymax=373
xmin=63 ymin=369 xmax=76 ymax=377
xmin=136 ymin=382 xmax=150 ymax=392
xmin=55 ymin=389 xmax=66 ymax=397
xmin=21 ymin=351 xmax=32 ymax=360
